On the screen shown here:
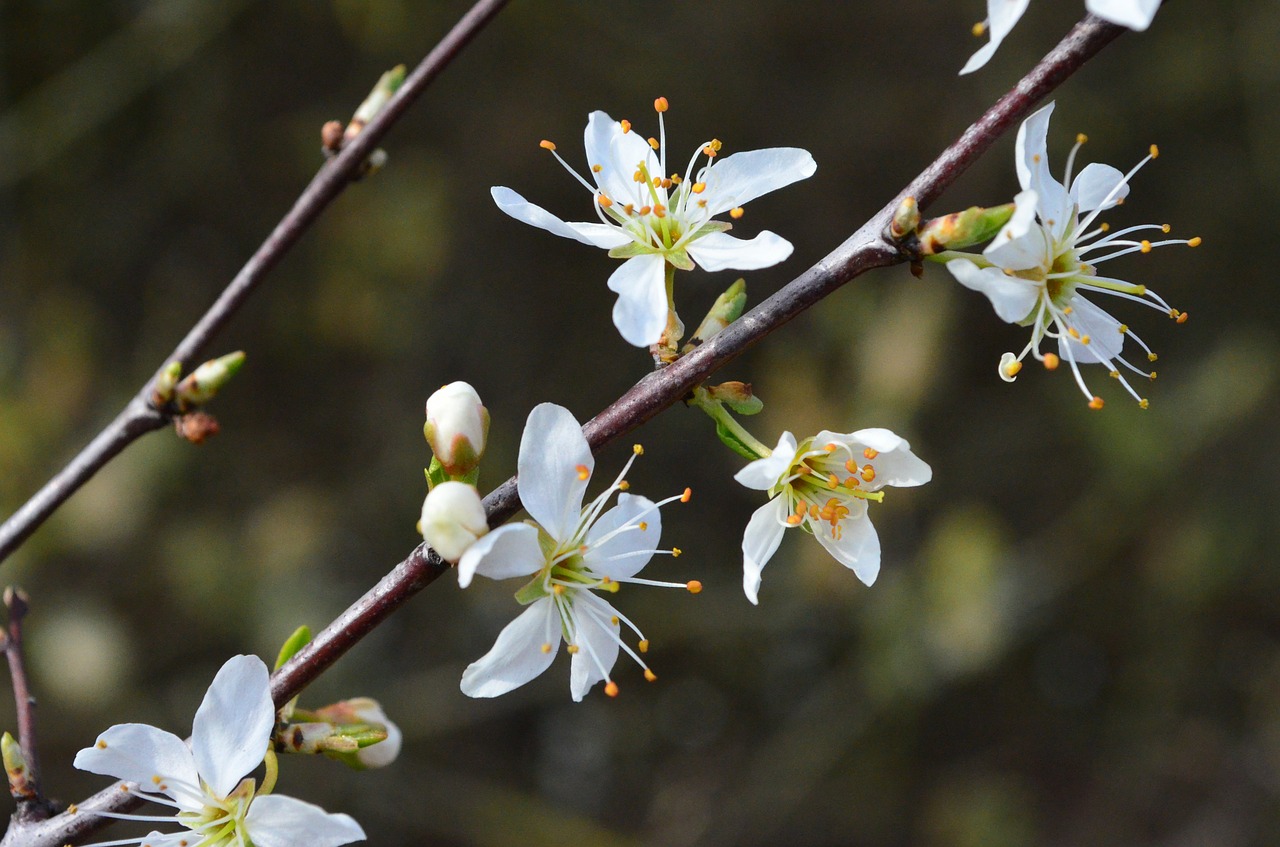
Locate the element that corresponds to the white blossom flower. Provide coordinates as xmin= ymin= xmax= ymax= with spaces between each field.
xmin=492 ymin=98 xmax=815 ymax=347
xmin=421 ymin=480 xmax=488 ymax=562
xmin=74 ymin=654 xmax=365 ymax=847
xmin=458 ymin=403 xmax=696 ymax=701
xmin=962 ymin=0 xmax=1162 ymax=74
xmin=735 ymin=429 xmax=931 ymax=604
xmin=944 ymin=102 xmax=1199 ymax=408
xmin=424 ymin=381 xmax=488 ymax=476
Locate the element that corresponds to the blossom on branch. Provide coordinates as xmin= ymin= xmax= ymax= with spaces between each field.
xmin=74 ymin=654 xmax=366 ymax=847
xmin=735 ymin=429 xmax=931 ymax=604
xmin=492 ymin=99 xmax=815 ymax=347
xmin=942 ymin=102 xmax=1200 ymax=408
xmin=962 ymin=0 xmax=1162 ymax=74
xmin=458 ymin=403 xmax=697 ymax=701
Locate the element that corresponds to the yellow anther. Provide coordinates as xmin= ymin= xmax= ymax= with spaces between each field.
xmin=861 ymin=466 xmax=876 ymax=483
xmin=1116 ymin=197 xmax=1126 ymax=205
xmin=971 ymin=21 xmax=986 ymax=36
xmin=592 ymin=164 xmax=603 ymax=173
xmin=863 ymin=447 xmax=879 ymax=460
xmin=827 ymin=474 xmax=840 ymax=489
xmin=686 ymin=580 xmax=702 ymax=594
xmin=681 ymin=487 xmax=692 ymax=503
xmin=618 ymin=480 xmax=630 ymax=491
xmin=648 ymin=137 xmax=660 ymax=150
xmin=1109 ymin=370 xmax=1120 ymax=379
xmin=1149 ymin=144 xmax=1160 ymax=159
xmin=605 ymin=681 xmax=619 ymax=697
xmin=697 ymin=199 xmax=707 ymax=207
xmin=1033 ymin=154 xmax=1042 ymax=163
xmin=152 ymin=775 xmax=163 ymax=784
xmin=808 ymin=504 xmax=821 ymax=519
xmin=644 ymin=669 xmax=658 ymax=682
xmin=1150 ymin=371 xmax=1158 ymax=380
xmin=639 ymin=205 xmax=652 ymax=215
xmin=653 ymin=204 xmax=667 ymax=218
xmin=692 ymin=182 xmax=707 ymax=194
xmin=652 ymin=177 xmax=662 ymax=188
xmin=730 ymin=207 xmax=745 ymax=219
xmin=786 ymin=514 xmax=803 ymax=526
xmin=672 ymin=548 xmax=683 ymax=558
xmin=1043 ymin=352 xmax=1060 ymax=370
xmin=1148 ymin=353 xmax=1158 ymax=362
xmin=624 ymin=203 xmax=635 ymax=214
xmin=1002 ymin=359 xmax=1023 ymax=379
xmin=541 ymin=643 xmax=552 ymax=654
xmin=1088 ymin=396 xmax=1105 ymax=410
xmin=844 ymin=459 xmax=858 ymax=473
xmin=1076 ymin=133 xmax=1088 ymax=144
xmin=639 ymin=521 xmax=648 ymax=531
xmin=633 ymin=443 xmax=644 ymax=455
xmin=1176 ymin=311 xmax=1189 ymax=324
xmin=553 ymin=584 xmax=565 ymax=595
xmin=1188 ymin=236 xmax=1202 ymax=247
xmin=610 ymin=615 xmax=619 ymax=625
xmin=638 ymin=639 xmax=650 ymax=653
xmin=97 ymin=740 xmax=108 ymax=749
xmin=576 ymin=464 xmax=589 ymax=480
xmin=539 ymin=139 xmax=557 ymax=151
xmin=670 ymin=173 xmax=682 ymax=184
xmin=1161 ymin=224 xmax=1171 ymax=233
xmin=1081 ymin=335 xmax=1092 ymax=345
xmin=1063 ymin=306 xmax=1074 ymax=315
xmin=620 ymin=119 xmax=632 ymax=133
xmin=1119 ymin=324 xmax=1129 ymax=333
xmin=1068 ymin=327 xmax=1081 ymax=340
xmin=567 ymin=644 xmax=579 ymax=654
xmin=1099 ymin=222 xmax=1111 ymax=232
xmin=1140 ymin=240 xmax=1152 ymax=253
xmin=710 ymin=139 xmax=722 ymax=151
xmin=598 ymin=194 xmax=613 ymax=208
xmin=633 ymin=170 xmax=644 ymax=183
xmin=654 ymin=96 xmax=669 ymax=113
xmin=844 ymin=476 xmax=860 ymax=489
xmin=68 ymin=804 xmax=78 ymax=814
xmin=661 ymin=178 xmax=672 ymax=189
xmin=601 ymin=576 xmax=613 ymax=585
xmin=1139 ymin=398 xmax=1150 ymax=409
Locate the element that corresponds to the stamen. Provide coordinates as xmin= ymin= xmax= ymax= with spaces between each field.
xmin=1088 ymin=396 xmax=1105 ymax=410
xmin=1043 ymin=353 xmax=1060 ymax=370
xmin=575 ymin=464 xmax=590 ymax=480
xmin=620 ymin=120 xmax=631 ymax=133
xmin=686 ymin=580 xmax=702 ymax=594
xmin=605 ymin=681 xmax=619 ymax=697
xmin=730 ymin=207 xmax=745 ymax=219
xmin=539 ymin=140 xmax=556 ymax=151
xmin=645 ymin=669 xmax=658 ymax=682
xmin=654 ymin=97 xmax=669 ymax=113
xmin=863 ymin=448 xmax=879 ymax=460
xmin=681 ymin=487 xmax=692 ymax=503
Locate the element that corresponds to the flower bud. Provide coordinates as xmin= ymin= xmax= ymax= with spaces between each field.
xmin=890 ymin=196 xmax=920 ymax=240
xmin=151 ymin=361 xmax=183 ymax=407
xmin=421 ymin=481 xmax=488 ymax=562
xmin=683 ymin=278 xmax=747 ymax=352
xmin=175 ymin=351 xmax=246 ymax=409
xmin=706 ymin=381 xmax=763 ymax=416
xmin=2 ymin=731 xmax=30 ymax=799
xmin=917 ymin=203 xmax=1016 ymax=255
xmin=315 ymin=698 xmax=402 ymax=769
xmin=424 ymin=382 xmax=489 ymax=478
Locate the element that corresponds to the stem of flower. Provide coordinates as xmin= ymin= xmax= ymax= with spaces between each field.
xmin=688 ymin=387 xmax=772 ymax=461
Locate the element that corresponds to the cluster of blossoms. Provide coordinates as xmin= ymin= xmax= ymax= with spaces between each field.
xmin=493 ymin=98 xmax=815 ymax=348
xmin=963 ymin=0 xmax=1163 ymax=74
xmin=941 ymin=102 xmax=1199 ymax=408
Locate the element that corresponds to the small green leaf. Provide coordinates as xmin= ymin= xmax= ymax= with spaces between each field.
xmin=275 ymin=625 xmax=312 ymax=671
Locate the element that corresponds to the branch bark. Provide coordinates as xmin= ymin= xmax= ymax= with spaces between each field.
xmin=2 ymin=13 xmax=1125 ymax=847
xmin=0 ymin=0 xmax=512 ymax=566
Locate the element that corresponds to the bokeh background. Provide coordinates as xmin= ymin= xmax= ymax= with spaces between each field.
xmin=0 ymin=1 xmax=1276 ymax=844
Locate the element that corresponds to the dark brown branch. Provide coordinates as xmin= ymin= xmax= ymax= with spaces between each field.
xmin=0 ymin=589 xmax=52 ymax=825
xmin=0 ymin=0 xmax=513 ymax=567
xmin=4 ymin=14 xmax=1125 ymax=847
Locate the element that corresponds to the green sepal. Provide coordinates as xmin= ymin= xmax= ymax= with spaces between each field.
xmin=425 ymin=457 xmax=450 ymax=490
xmin=684 ymin=278 xmax=747 ymax=351
xmin=690 ymin=221 xmax=733 ymax=238
xmin=917 ymin=203 xmax=1017 ymax=254
xmin=607 ymin=242 xmax=654 ymax=260
xmin=715 ymin=419 xmax=767 ymax=461
xmin=514 ymin=574 xmax=548 ymax=606
xmin=275 ymin=625 xmax=312 ymax=672
xmin=665 ymin=249 xmax=695 ymax=271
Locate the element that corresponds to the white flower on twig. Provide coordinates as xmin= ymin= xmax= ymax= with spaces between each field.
xmin=962 ymin=0 xmax=1163 ymax=74
xmin=492 ymin=98 xmax=815 ymax=347
xmin=735 ymin=428 xmax=931 ymax=604
xmin=458 ymin=403 xmax=697 ymax=701
xmin=74 ymin=655 xmax=366 ymax=847
xmin=944 ymin=102 xmax=1199 ymax=408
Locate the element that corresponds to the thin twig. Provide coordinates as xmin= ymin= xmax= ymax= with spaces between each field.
xmin=3 ymin=14 xmax=1124 ymax=847
xmin=0 ymin=0 xmax=512 ymax=567
xmin=1 ymin=588 xmax=53 ymax=824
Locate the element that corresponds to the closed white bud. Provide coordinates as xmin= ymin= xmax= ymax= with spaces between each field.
xmin=421 ymin=481 xmax=488 ymax=562
xmin=424 ymin=382 xmax=489 ymax=477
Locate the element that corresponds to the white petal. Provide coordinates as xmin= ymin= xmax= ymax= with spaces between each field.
xmin=456 ymin=522 xmax=544 ymax=588
xmin=583 ymin=493 xmax=660 ymax=580
xmin=584 ymin=111 xmax=655 ymax=207
xmin=461 ymin=599 xmax=559 ymax=698
xmin=246 ymin=794 xmax=366 ymax=847
xmin=568 ymin=594 xmax=621 ymax=701
xmin=1015 ymin=103 xmax=1070 ymax=229
xmin=959 ymin=0 xmax=1032 ymax=74
xmin=1070 ymin=162 xmax=1130 ymax=214
xmin=985 ymin=190 xmax=1050 ymax=272
xmin=945 ymin=260 xmax=1039 ymax=324
xmin=606 ymin=254 xmax=668 ymax=347
xmin=420 ymin=481 xmax=488 ymax=563
xmin=1086 ymin=0 xmax=1161 ymax=30
xmin=1060 ymin=294 xmax=1125 ymax=362
xmin=699 ymin=148 xmax=816 ymax=215
xmin=810 ymin=507 xmax=881 ymax=586
xmin=191 ymin=655 xmax=274 ymax=800
xmin=687 ymin=230 xmax=793 ymax=272
xmin=490 ymin=186 xmax=629 ymax=249
xmin=741 ymin=498 xmax=789 ymax=605
xmin=73 ymin=724 xmax=200 ymax=810
xmin=734 ymin=432 xmax=797 ymax=491
xmin=832 ymin=428 xmax=933 ymax=489
xmin=518 ymin=403 xmax=592 ymax=542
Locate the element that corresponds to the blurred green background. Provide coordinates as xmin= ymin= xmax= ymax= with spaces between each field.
xmin=1 ymin=0 xmax=1276 ymax=844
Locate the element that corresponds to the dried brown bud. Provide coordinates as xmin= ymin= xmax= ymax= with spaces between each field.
xmin=175 ymin=412 xmax=221 ymax=445
xmin=321 ymin=120 xmax=344 ymax=153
